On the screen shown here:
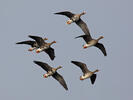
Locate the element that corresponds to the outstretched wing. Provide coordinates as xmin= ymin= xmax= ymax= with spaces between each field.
xmin=71 ymin=61 xmax=89 ymax=74
xmin=54 ymin=11 xmax=74 ymax=18
xmin=75 ymin=34 xmax=92 ymax=43
xmin=29 ymin=35 xmax=46 ymax=47
xmin=90 ymin=74 xmax=97 ymax=84
xmin=45 ymin=47 xmax=55 ymax=60
xmin=94 ymin=43 xmax=107 ymax=56
xmin=76 ymin=18 xmax=91 ymax=36
xmin=16 ymin=40 xmax=36 ymax=47
xmin=52 ymin=72 xmax=68 ymax=90
xmin=33 ymin=61 xmax=52 ymax=72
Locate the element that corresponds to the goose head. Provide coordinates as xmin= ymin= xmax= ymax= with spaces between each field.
xmin=36 ymin=48 xmax=43 ymax=53
xmin=83 ymin=44 xmax=90 ymax=49
xmin=66 ymin=19 xmax=73 ymax=24
xmin=80 ymin=76 xmax=84 ymax=80
xmin=43 ymin=73 xmax=48 ymax=78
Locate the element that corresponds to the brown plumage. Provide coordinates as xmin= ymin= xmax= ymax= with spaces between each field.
xmin=29 ymin=35 xmax=56 ymax=60
xmin=71 ymin=61 xmax=99 ymax=85
xmin=75 ymin=34 xmax=107 ymax=56
xmin=16 ymin=40 xmax=37 ymax=48
xmin=16 ymin=36 xmax=48 ymax=51
xmin=34 ymin=61 xmax=68 ymax=90
xmin=54 ymin=11 xmax=90 ymax=35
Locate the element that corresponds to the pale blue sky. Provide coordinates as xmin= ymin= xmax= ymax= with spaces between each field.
xmin=0 ymin=0 xmax=133 ymax=100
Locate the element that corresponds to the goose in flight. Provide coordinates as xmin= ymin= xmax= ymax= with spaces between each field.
xmin=75 ymin=34 xmax=107 ymax=56
xmin=16 ymin=37 xmax=48 ymax=51
xmin=54 ymin=11 xmax=90 ymax=35
xmin=34 ymin=61 xmax=68 ymax=90
xmin=71 ymin=61 xmax=99 ymax=84
xmin=29 ymin=35 xmax=56 ymax=60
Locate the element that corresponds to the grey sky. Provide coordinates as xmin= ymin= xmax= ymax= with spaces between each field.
xmin=0 ymin=0 xmax=133 ymax=100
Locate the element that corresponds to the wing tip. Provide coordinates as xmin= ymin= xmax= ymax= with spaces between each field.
xmin=54 ymin=12 xmax=63 ymax=15
xmin=104 ymin=53 xmax=107 ymax=56
xmin=33 ymin=60 xmax=40 ymax=64
xmin=16 ymin=41 xmax=24 ymax=44
xmin=104 ymin=50 xmax=107 ymax=56
xmin=16 ymin=42 xmax=19 ymax=44
xmin=75 ymin=35 xmax=88 ymax=39
xmin=65 ymin=87 xmax=68 ymax=91
xmin=50 ymin=56 xmax=55 ymax=60
xmin=54 ymin=12 xmax=59 ymax=14
xmin=33 ymin=60 xmax=37 ymax=63
xmin=28 ymin=35 xmax=31 ymax=37
xmin=28 ymin=35 xmax=33 ymax=39
xmin=28 ymin=35 xmax=37 ymax=38
xmin=90 ymin=74 xmax=97 ymax=85
xmin=71 ymin=61 xmax=75 ymax=63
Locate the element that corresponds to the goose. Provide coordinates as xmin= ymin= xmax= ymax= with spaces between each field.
xmin=71 ymin=61 xmax=99 ymax=84
xmin=29 ymin=35 xmax=56 ymax=60
xmin=34 ymin=61 xmax=68 ymax=90
xmin=16 ymin=38 xmax=48 ymax=51
xmin=54 ymin=11 xmax=90 ymax=35
xmin=75 ymin=34 xmax=107 ymax=56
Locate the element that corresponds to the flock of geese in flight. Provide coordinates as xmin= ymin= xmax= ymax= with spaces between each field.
xmin=16 ymin=11 xmax=107 ymax=91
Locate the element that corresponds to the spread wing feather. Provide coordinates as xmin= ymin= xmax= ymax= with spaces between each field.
xmin=52 ymin=72 xmax=68 ymax=90
xmin=33 ymin=61 xmax=52 ymax=72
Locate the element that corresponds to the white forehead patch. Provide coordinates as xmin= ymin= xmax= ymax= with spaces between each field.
xmin=37 ymin=48 xmax=42 ymax=51
xmin=84 ymin=44 xmax=89 ymax=47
